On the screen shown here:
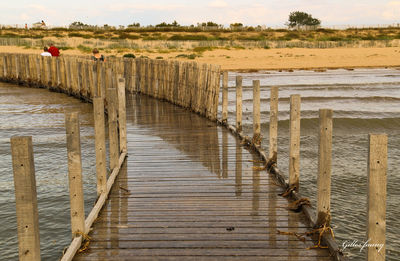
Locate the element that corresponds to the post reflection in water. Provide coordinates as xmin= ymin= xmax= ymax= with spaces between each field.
xmin=74 ymin=93 xmax=332 ymax=260
xmin=251 ymin=154 xmax=261 ymax=217
xmin=131 ymin=94 xmax=222 ymax=178
xmin=222 ymin=129 xmax=228 ymax=179
xmin=235 ymin=139 xmax=242 ymax=197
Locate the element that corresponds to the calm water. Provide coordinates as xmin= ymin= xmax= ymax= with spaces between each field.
xmin=0 ymin=83 xmax=98 ymax=260
xmin=219 ymin=68 xmax=400 ymax=260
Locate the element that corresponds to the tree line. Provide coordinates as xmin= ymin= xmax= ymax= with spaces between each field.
xmin=69 ymin=11 xmax=320 ymax=30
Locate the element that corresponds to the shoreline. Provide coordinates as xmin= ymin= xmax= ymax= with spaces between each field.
xmin=2 ymin=45 xmax=400 ymax=72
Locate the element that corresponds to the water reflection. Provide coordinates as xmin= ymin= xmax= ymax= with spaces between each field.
xmin=235 ymin=140 xmax=242 ymax=197
xmin=127 ymin=93 xmax=222 ymax=178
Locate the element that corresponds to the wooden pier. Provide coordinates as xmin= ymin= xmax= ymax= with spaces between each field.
xmin=73 ymin=94 xmax=333 ymax=260
xmin=1 ymin=53 xmax=389 ymax=261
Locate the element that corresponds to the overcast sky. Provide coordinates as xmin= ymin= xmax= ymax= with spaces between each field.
xmin=1 ymin=0 xmax=400 ymax=28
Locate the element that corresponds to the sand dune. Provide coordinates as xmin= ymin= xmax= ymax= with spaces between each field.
xmin=2 ymin=45 xmax=400 ymax=71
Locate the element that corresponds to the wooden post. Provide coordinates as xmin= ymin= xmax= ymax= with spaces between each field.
xmin=222 ymin=71 xmax=228 ymax=123
xmin=269 ymin=86 xmax=279 ymax=160
xmin=11 ymin=136 xmax=41 ymax=261
xmin=316 ymin=109 xmax=333 ymax=227
xmin=117 ymin=77 xmax=127 ymax=153
xmin=65 ymin=112 xmax=85 ymax=237
xmin=253 ymin=80 xmax=261 ymax=146
xmin=367 ymin=134 xmax=387 ymax=261
xmin=289 ymin=94 xmax=301 ymax=191
xmin=108 ymin=88 xmax=119 ymax=170
xmin=93 ymin=98 xmax=107 ymax=196
xmin=236 ymin=75 xmax=243 ymax=133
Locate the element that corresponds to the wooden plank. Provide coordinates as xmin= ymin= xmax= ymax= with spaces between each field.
xmin=289 ymin=94 xmax=301 ymax=191
xmin=222 ymin=71 xmax=228 ymax=122
xmin=269 ymin=86 xmax=279 ymax=160
xmin=316 ymin=109 xmax=333 ymax=227
xmin=117 ymin=77 xmax=127 ymax=153
xmin=367 ymin=134 xmax=387 ymax=261
xmin=11 ymin=136 xmax=41 ymax=261
xmin=253 ymin=80 xmax=261 ymax=145
xmin=107 ymin=88 xmax=119 ymax=170
xmin=236 ymin=76 xmax=243 ymax=133
xmin=93 ymin=97 xmax=107 ymax=196
xmin=76 ymin=256 xmax=331 ymax=261
xmin=65 ymin=112 xmax=85 ymax=236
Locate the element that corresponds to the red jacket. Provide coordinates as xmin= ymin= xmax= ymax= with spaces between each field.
xmin=48 ymin=46 xmax=60 ymax=57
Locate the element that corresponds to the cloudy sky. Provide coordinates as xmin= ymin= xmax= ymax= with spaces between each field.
xmin=1 ymin=0 xmax=400 ymax=28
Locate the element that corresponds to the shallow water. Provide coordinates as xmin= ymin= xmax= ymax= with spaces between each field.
xmin=219 ymin=68 xmax=400 ymax=260
xmin=1 ymin=68 xmax=399 ymax=260
xmin=0 ymin=83 xmax=98 ymax=260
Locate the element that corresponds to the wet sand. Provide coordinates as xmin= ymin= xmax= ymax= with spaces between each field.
xmin=2 ymin=45 xmax=400 ymax=71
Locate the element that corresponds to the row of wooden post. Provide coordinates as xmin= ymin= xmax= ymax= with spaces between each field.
xmin=0 ymin=53 xmax=221 ymax=120
xmin=11 ymin=77 xmax=127 ymax=261
xmin=221 ymin=71 xmax=387 ymax=261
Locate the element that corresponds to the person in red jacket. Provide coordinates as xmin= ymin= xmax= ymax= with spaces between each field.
xmin=48 ymin=43 xmax=60 ymax=57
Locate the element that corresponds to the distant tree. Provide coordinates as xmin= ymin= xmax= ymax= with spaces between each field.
xmin=156 ymin=20 xmax=180 ymax=27
xmin=206 ymin=21 xmax=219 ymax=27
xmin=230 ymin=23 xmax=243 ymax=27
xmin=127 ymin=22 xmax=140 ymax=28
xmin=69 ymin=21 xmax=88 ymax=29
xmin=230 ymin=23 xmax=243 ymax=31
xmin=287 ymin=11 xmax=321 ymax=29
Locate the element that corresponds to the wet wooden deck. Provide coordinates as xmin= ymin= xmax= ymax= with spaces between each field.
xmin=74 ymin=93 xmax=333 ymax=261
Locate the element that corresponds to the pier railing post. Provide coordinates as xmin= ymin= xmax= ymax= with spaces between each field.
xmin=108 ymin=88 xmax=119 ymax=170
xmin=65 ymin=112 xmax=85 ymax=237
xmin=289 ymin=94 xmax=301 ymax=191
xmin=222 ymin=71 xmax=228 ymax=123
xmin=253 ymin=80 xmax=261 ymax=146
xmin=236 ymin=75 xmax=243 ymax=133
xmin=11 ymin=136 xmax=41 ymax=261
xmin=316 ymin=109 xmax=333 ymax=227
xmin=117 ymin=77 xmax=127 ymax=153
xmin=93 ymin=97 xmax=107 ymax=196
xmin=269 ymin=86 xmax=279 ymax=160
xmin=367 ymin=134 xmax=387 ymax=261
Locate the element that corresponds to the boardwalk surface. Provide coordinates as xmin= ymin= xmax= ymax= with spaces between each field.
xmin=74 ymin=93 xmax=333 ymax=261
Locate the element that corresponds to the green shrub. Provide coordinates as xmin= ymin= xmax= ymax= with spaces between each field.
xmin=77 ymin=44 xmax=92 ymax=53
xmin=193 ymin=46 xmax=213 ymax=52
xmin=123 ymin=53 xmax=136 ymax=58
xmin=169 ymin=34 xmax=208 ymax=41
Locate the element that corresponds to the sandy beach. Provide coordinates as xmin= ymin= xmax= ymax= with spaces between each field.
xmin=2 ymin=45 xmax=400 ymax=71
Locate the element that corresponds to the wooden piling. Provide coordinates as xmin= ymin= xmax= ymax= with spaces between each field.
xmin=367 ymin=134 xmax=387 ymax=261
xmin=108 ymin=88 xmax=119 ymax=170
xmin=269 ymin=86 xmax=279 ymax=160
xmin=117 ymin=77 xmax=127 ymax=153
xmin=253 ymin=80 xmax=261 ymax=146
xmin=65 ymin=112 xmax=85 ymax=237
xmin=236 ymin=76 xmax=243 ymax=133
xmin=222 ymin=71 xmax=228 ymax=123
xmin=289 ymin=94 xmax=301 ymax=191
xmin=93 ymin=98 xmax=107 ymax=196
xmin=11 ymin=136 xmax=41 ymax=261
xmin=316 ymin=109 xmax=333 ymax=227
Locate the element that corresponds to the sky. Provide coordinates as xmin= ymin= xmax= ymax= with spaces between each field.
xmin=1 ymin=0 xmax=400 ymax=28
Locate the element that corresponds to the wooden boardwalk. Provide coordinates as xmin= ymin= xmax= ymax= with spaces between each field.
xmin=74 ymin=93 xmax=333 ymax=261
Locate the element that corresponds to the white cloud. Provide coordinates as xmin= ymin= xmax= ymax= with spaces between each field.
xmin=382 ymin=1 xmax=400 ymax=20
xmin=108 ymin=3 xmax=183 ymax=12
xmin=208 ymin=0 xmax=228 ymax=8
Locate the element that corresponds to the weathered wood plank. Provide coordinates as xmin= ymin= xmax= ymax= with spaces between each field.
xmin=74 ymin=93 xmax=332 ymax=261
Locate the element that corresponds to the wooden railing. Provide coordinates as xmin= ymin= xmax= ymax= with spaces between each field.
xmin=0 ymin=53 xmax=220 ymax=261
xmin=1 ymin=53 xmax=387 ymax=261
xmin=217 ymin=72 xmax=388 ymax=261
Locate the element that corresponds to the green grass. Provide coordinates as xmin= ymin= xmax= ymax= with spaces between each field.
xmin=77 ymin=44 xmax=92 ymax=53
